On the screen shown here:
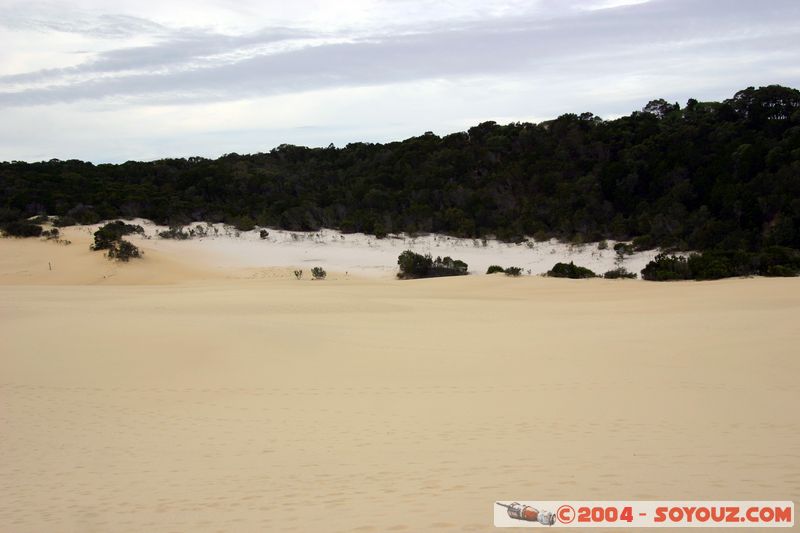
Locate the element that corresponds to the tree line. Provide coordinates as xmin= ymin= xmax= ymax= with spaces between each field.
xmin=1 ymin=85 xmax=799 ymax=260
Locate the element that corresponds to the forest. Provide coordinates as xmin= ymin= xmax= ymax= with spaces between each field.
xmin=1 ymin=85 xmax=799 ymax=259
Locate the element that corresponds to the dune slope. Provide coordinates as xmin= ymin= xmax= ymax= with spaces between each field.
xmin=0 ymin=241 xmax=798 ymax=532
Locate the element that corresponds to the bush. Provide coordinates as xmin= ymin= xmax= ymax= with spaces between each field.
xmin=640 ymin=253 xmax=692 ymax=281
xmin=1 ymin=221 xmax=43 ymax=238
xmin=603 ymin=267 xmax=637 ymax=279
xmin=260 ymin=229 xmax=269 ymax=239
xmin=486 ymin=265 xmax=505 ymax=274
xmin=311 ymin=267 xmax=326 ymax=280
xmin=158 ymin=226 xmax=190 ymax=240
xmin=547 ymin=261 xmax=597 ymax=279
xmin=92 ymin=221 xmax=144 ymax=250
xmin=42 ymin=228 xmax=60 ymax=240
xmin=397 ymin=250 xmax=468 ymax=279
xmin=641 ymin=247 xmax=800 ymax=281
xmin=106 ymin=239 xmax=141 ymax=261
xmin=294 ymin=269 xmax=303 ymax=279
xmin=504 ymin=266 xmax=523 ymax=276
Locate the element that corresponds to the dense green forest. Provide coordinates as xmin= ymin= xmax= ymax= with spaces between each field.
xmin=1 ymin=85 xmax=799 ymax=255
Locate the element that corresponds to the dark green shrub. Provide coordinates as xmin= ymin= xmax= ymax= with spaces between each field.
xmin=397 ymin=250 xmax=468 ymax=279
xmin=603 ymin=267 xmax=637 ymax=279
xmin=106 ymin=239 xmax=141 ymax=261
xmin=430 ymin=256 xmax=468 ymax=277
xmin=294 ymin=269 xmax=303 ymax=279
xmin=260 ymin=229 xmax=269 ymax=239
xmin=311 ymin=267 xmax=326 ymax=280
xmin=158 ymin=226 xmax=189 ymax=240
xmin=640 ymin=253 xmax=692 ymax=281
xmin=1 ymin=221 xmax=43 ymax=238
xmin=92 ymin=221 xmax=144 ymax=250
xmin=397 ymin=250 xmax=433 ymax=278
xmin=547 ymin=261 xmax=597 ymax=279
xmin=486 ymin=265 xmax=505 ymax=274
xmin=42 ymin=228 xmax=60 ymax=240
xmin=504 ymin=266 xmax=523 ymax=276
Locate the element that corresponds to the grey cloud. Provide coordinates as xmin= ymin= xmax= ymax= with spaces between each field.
xmin=2 ymin=0 xmax=799 ymax=106
xmin=0 ymin=4 xmax=167 ymax=38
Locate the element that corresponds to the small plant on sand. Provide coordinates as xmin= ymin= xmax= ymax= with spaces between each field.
xmin=106 ymin=239 xmax=142 ymax=261
xmin=260 ymin=229 xmax=269 ymax=239
xmin=603 ymin=267 xmax=637 ymax=279
xmin=311 ymin=267 xmax=326 ymax=280
xmin=92 ymin=221 xmax=143 ymax=250
xmin=486 ymin=265 xmax=505 ymax=274
xmin=546 ymin=261 xmax=597 ymax=279
xmin=294 ymin=269 xmax=303 ymax=280
xmin=504 ymin=266 xmax=523 ymax=277
xmin=90 ymin=221 xmax=143 ymax=261
xmin=42 ymin=228 xmax=59 ymax=240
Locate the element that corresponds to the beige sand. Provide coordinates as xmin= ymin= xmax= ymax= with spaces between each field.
xmin=1 ymin=235 xmax=798 ymax=532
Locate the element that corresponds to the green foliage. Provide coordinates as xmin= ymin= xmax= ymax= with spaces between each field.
xmin=640 ymin=254 xmax=692 ymax=281
xmin=233 ymin=216 xmax=256 ymax=232
xmin=42 ymin=228 xmax=60 ymax=240
xmin=642 ymin=246 xmax=800 ymax=281
xmin=504 ymin=266 xmax=523 ymax=276
xmin=53 ymin=215 xmax=77 ymax=227
xmin=311 ymin=266 xmax=326 ymax=280
xmin=1 ymin=221 xmax=43 ymax=237
xmin=106 ymin=239 xmax=141 ymax=262
xmin=486 ymin=265 xmax=505 ymax=274
xmin=294 ymin=269 xmax=303 ymax=279
xmin=547 ymin=261 xmax=597 ymax=279
xmin=92 ymin=221 xmax=144 ymax=250
xmin=641 ymin=248 xmax=800 ymax=280
xmin=397 ymin=250 xmax=468 ymax=279
xmin=158 ymin=226 xmax=189 ymax=239
xmin=0 ymin=85 xmax=799 ymax=259
xmin=259 ymin=229 xmax=269 ymax=239
xmin=603 ymin=267 xmax=637 ymax=279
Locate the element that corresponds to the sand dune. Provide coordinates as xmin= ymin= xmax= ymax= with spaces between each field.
xmin=1 ymin=232 xmax=798 ymax=532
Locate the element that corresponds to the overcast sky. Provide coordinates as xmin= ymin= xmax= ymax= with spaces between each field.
xmin=1 ymin=0 xmax=799 ymax=162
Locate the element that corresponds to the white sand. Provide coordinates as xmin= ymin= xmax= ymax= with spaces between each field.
xmin=1 ymin=230 xmax=798 ymax=532
xmin=64 ymin=219 xmax=660 ymax=278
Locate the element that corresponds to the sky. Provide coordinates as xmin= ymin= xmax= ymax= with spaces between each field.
xmin=1 ymin=0 xmax=799 ymax=163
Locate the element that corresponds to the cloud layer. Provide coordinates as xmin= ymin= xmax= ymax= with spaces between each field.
xmin=1 ymin=0 xmax=799 ymax=161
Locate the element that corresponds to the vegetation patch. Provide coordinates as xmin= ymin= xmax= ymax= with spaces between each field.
xmin=547 ymin=262 xmax=597 ymax=279
xmin=641 ymin=247 xmax=800 ymax=280
xmin=397 ymin=250 xmax=468 ymax=279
